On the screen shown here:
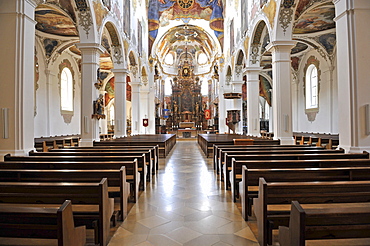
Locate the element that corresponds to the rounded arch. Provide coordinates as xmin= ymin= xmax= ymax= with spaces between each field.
xmin=101 ymin=20 xmax=126 ymax=67
xmin=247 ymin=20 xmax=271 ymax=67
xmin=236 ymin=49 xmax=246 ymax=66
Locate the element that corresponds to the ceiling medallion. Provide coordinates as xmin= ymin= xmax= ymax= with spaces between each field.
xmin=177 ymin=0 xmax=194 ymax=10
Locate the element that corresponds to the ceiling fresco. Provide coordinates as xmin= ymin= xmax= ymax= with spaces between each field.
xmin=148 ymin=0 xmax=224 ymax=54
xmin=293 ymin=3 xmax=335 ymax=34
xmin=35 ymin=5 xmax=78 ymax=37
xmin=156 ymin=24 xmax=216 ymax=65
xmin=317 ymin=33 xmax=336 ymax=55
xmin=291 ymin=42 xmax=309 ymax=54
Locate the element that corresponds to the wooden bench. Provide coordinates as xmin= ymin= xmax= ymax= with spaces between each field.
xmin=220 ymin=148 xmax=345 ymax=180
xmin=213 ymin=145 xmax=325 ymax=172
xmin=0 ymin=160 xmax=140 ymax=203
xmin=0 ymin=200 xmax=86 ymax=246
xmin=222 ymin=149 xmax=363 ymax=190
xmin=0 ymin=179 xmax=113 ymax=246
xmin=0 ymin=167 xmax=131 ymax=220
xmin=239 ymin=165 xmax=370 ymax=222
xmin=49 ymin=146 xmax=158 ymax=174
xmin=5 ymin=153 xmax=148 ymax=191
xmin=253 ymin=178 xmax=370 ymax=246
xmin=97 ymin=134 xmax=176 ymax=158
xmin=278 ymin=201 xmax=370 ymax=246
xmin=231 ymin=158 xmax=370 ymax=202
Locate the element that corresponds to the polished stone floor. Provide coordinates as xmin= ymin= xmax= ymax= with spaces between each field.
xmin=108 ymin=139 xmax=259 ymax=246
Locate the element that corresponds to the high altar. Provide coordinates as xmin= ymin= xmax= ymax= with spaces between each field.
xmin=170 ymin=61 xmax=204 ymax=129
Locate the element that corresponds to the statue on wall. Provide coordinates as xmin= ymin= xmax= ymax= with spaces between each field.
xmin=92 ymin=94 xmax=106 ymax=120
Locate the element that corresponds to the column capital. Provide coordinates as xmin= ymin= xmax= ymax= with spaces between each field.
xmin=266 ymin=41 xmax=296 ymax=52
xmin=76 ymin=43 xmax=104 ymax=54
xmin=111 ymin=68 xmax=129 ymax=74
xmin=245 ymin=66 xmax=263 ymax=73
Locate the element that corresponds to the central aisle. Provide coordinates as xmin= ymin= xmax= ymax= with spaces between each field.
xmin=108 ymin=140 xmax=259 ymax=246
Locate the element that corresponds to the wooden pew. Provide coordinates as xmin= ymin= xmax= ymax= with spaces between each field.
xmin=239 ymin=165 xmax=370 ymax=222
xmin=0 ymin=160 xmax=140 ymax=203
xmin=96 ymin=134 xmax=176 ymax=158
xmin=49 ymin=146 xmax=158 ymax=174
xmin=5 ymin=153 xmax=148 ymax=191
xmin=231 ymin=158 xmax=370 ymax=202
xmin=220 ymin=148 xmax=343 ymax=180
xmin=0 ymin=167 xmax=130 ymax=220
xmin=253 ymin=178 xmax=370 ymax=246
xmin=278 ymin=201 xmax=370 ymax=246
xmin=0 ymin=179 xmax=112 ymax=246
xmin=213 ymin=145 xmax=324 ymax=172
xmin=0 ymin=200 xmax=86 ymax=246
xmin=222 ymin=149 xmax=364 ymax=190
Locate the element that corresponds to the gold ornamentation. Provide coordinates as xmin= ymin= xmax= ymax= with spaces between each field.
xmin=177 ymin=0 xmax=194 ymax=10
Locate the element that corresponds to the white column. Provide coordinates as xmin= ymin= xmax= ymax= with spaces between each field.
xmin=246 ymin=67 xmax=263 ymax=136
xmin=148 ymin=74 xmax=156 ymax=134
xmin=0 ymin=0 xmax=36 ymax=159
xmin=111 ymin=69 xmax=128 ymax=138
xmin=266 ymin=41 xmax=296 ymax=145
xmin=131 ymin=80 xmax=141 ymax=135
xmin=334 ymin=0 xmax=370 ymax=152
xmin=232 ymin=80 xmax=244 ymax=134
xmin=76 ymin=43 xmax=104 ymax=146
xmin=140 ymin=84 xmax=149 ymax=134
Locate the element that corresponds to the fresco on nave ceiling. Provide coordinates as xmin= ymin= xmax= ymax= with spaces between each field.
xmin=291 ymin=56 xmax=300 ymax=71
xmin=293 ymin=3 xmax=335 ymax=34
xmin=317 ymin=33 xmax=336 ymax=55
xmin=59 ymin=0 xmax=76 ymax=21
xmin=36 ymin=5 xmax=78 ymax=36
xmin=295 ymin=0 xmax=313 ymax=19
xmin=291 ymin=42 xmax=308 ymax=54
xmin=148 ymin=0 xmax=224 ymax=54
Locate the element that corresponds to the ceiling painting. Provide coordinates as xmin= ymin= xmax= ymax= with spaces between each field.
xmin=59 ymin=0 xmax=77 ymax=21
xmin=293 ymin=3 xmax=335 ymax=34
xmin=36 ymin=5 xmax=78 ymax=36
xmin=69 ymin=45 xmax=81 ymax=56
xmin=148 ymin=0 xmax=224 ymax=54
xmin=100 ymin=53 xmax=114 ymax=70
xmin=291 ymin=42 xmax=308 ymax=54
xmin=317 ymin=33 xmax=336 ymax=55
xmin=156 ymin=24 xmax=216 ymax=67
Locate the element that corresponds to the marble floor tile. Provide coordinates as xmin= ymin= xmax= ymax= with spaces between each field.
xmin=108 ymin=140 xmax=259 ymax=246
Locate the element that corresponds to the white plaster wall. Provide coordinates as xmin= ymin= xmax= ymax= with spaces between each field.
xmin=294 ymin=50 xmax=338 ymax=134
xmin=34 ymin=50 xmax=81 ymax=137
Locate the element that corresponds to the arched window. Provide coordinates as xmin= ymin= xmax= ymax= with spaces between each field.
xmin=198 ymin=52 xmax=208 ymax=65
xmin=305 ymin=64 xmax=318 ymax=109
xmin=60 ymin=67 xmax=73 ymax=112
xmin=164 ymin=53 xmax=174 ymax=65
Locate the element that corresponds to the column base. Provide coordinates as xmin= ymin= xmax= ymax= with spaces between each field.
xmin=0 ymin=149 xmax=31 ymax=161
xmin=348 ymin=146 xmax=370 ymax=153
xmin=79 ymin=139 xmax=94 ymax=147
xmin=275 ymin=137 xmax=295 ymax=145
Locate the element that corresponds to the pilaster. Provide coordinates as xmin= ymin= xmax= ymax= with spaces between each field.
xmin=246 ymin=67 xmax=263 ymax=136
xmin=111 ymin=68 xmax=128 ymax=138
xmin=131 ymin=78 xmax=141 ymax=135
xmin=0 ymin=0 xmax=37 ymax=159
xmin=334 ymin=0 xmax=370 ymax=152
xmin=76 ymin=43 xmax=104 ymax=146
xmin=266 ymin=41 xmax=296 ymax=145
